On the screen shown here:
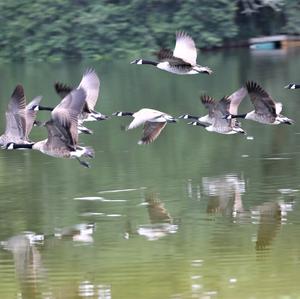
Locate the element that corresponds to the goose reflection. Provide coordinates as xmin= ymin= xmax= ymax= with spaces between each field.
xmin=252 ymin=201 xmax=293 ymax=251
xmin=137 ymin=193 xmax=178 ymax=241
xmin=0 ymin=232 xmax=45 ymax=298
xmin=54 ymin=223 xmax=95 ymax=243
xmin=202 ymin=174 xmax=245 ymax=216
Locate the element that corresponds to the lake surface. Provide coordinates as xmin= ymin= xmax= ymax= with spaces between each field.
xmin=0 ymin=48 xmax=300 ymax=299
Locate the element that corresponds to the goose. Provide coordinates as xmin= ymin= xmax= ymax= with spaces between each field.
xmin=131 ymin=31 xmax=212 ymax=75
xmin=226 ymin=81 xmax=294 ymax=125
xmin=5 ymin=88 xmax=95 ymax=168
xmin=34 ymin=68 xmax=108 ymax=134
xmin=112 ymin=108 xmax=176 ymax=144
xmin=0 ymin=84 xmax=42 ymax=146
xmin=284 ymin=83 xmax=300 ymax=89
xmin=179 ymin=86 xmax=247 ymax=125
xmin=187 ymin=95 xmax=246 ymax=135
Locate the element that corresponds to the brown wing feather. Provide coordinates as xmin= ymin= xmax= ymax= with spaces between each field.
xmin=51 ymin=88 xmax=86 ymax=146
xmin=246 ymin=81 xmax=276 ymax=116
xmin=154 ymin=48 xmax=174 ymax=60
xmin=200 ymin=95 xmax=216 ymax=117
xmin=54 ymin=82 xmax=73 ymax=99
xmin=139 ymin=122 xmax=167 ymax=144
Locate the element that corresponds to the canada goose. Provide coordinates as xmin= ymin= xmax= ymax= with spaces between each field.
xmin=226 ymin=81 xmax=294 ymax=125
xmin=131 ymin=32 xmax=212 ymax=75
xmin=285 ymin=83 xmax=300 ymax=89
xmin=35 ymin=68 xmax=108 ymax=133
xmin=6 ymin=88 xmax=95 ymax=168
xmin=179 ymin=86 xmax=247 ymax=125
xmin=188 ymin=95 xmax=246 ymax=134
xmin=0 ymin=85 xmax=42 ymax=146
xmin=112 ymin=108 xmax=176 ymax=144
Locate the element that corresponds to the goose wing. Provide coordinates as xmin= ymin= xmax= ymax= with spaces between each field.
xmin=78 ymin=68 xmax=100 ymax=110
xmin=155 ymin=48 xmax=192 ymax=68
xmin=228 ymin=87 xmax=247 ymax=115
xmin=5 ymin=85 xmax=27 ymax=139
xmin=127 ymin=109 xmax=162 ymax=130
xmin=45 ymin=120 xmax=74 ymax=150
xmin=51 ymin=88 xmax=87 ymax=147
xmin=54 ymin=82 xmax=73 ymax=99
xmin=201 ymin=95 xmax=217 ymax=118
xmin=212 ymin=97 xmax=232 ymax=128
xmin=246 ymin=81 xmax=277 ymax=116
xmin=138 ymin=121 xmax=167 ymax=144
xmin=25 ymin=96 xmax=43 ymax=139
xmin=173 ymin=32 xmax=197 ymax=65
xmin=155 ymin=48 xmax=174 ymax=60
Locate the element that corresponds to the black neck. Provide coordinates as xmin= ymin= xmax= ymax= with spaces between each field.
xmin=186 ymin=115 xmax=199 ymax=120
xmin=12 ymin=143 xmax=34 ymax=149
xmin=295 ymin=84 xmax=300 ymax=89
xmin=231 ymin=113 xmax=247 ymax=119
xmin=141 ymin=60 xmax=158 ymax=66
xmin=117 ymin=112 xmax=133 ymax=116
xmin=38 ymin=105 xmax=54 ymax=111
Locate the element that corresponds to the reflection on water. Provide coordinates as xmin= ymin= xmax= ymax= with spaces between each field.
xmin=1 ymin=232 xmax=46 ymax=298
xmin=54 ymin=223 xmax=95 ymax=243
xmin=1 ymin=49 xmax=300 ymax=298
xmin=252 ymin=200 xmax=294 ymax=251
xmin=202 ymin=174 xmax=245 ymax=216
xmin=137 ymin=193 xmax=178 ymax=241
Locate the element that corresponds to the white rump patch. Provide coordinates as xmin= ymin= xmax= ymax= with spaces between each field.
xmin=275 ymin=102 xmax=282 ymax=114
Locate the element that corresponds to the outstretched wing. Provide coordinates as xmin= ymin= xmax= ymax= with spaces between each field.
xmin=246 ymin=81 xmax=277 ymax=116
xmin=200 ymin=95 xmax=216 ymax=118
xmin=54 ymin=82 xmax=73 ymax=99
xmin=51 ymin=88 xmax=87 ymax=146
xmin=5 ymin=84 xmax=27 ymax=139
xmin=78 ymin=68 xmax=100 ymax=110
xmin=25 ymin=96 xmax=43 ymax=139
xmin=138 ymin=121 xmax=167 ymax=145
xmin=228 ymin=87 xmax=247 ymax=115
xmin=173 ymin=31 xmax=197 ymax=65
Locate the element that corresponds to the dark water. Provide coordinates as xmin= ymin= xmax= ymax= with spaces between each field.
xmin=0 ymin=48 xmax=300 ymax=299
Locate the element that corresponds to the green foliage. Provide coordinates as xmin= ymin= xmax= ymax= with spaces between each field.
xmin=0 ymin=0 xmax=298 ymax=61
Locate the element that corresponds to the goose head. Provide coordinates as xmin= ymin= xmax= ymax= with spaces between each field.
xmin=130 ymin=59 xmax=143 ymax=65
xmin=284 ymin=83 xmax=296 ymax=89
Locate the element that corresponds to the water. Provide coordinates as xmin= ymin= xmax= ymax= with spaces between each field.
xmin=0 ymin=48 xmax=300 ymax=298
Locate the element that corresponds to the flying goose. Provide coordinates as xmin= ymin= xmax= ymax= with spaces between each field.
xmin=34 ymin=68 xmax=108 ymax=133
xmin=0 ymin=85 xmax=42 ymax=146
xmin=226 ymin=81 xmax=294 ymax=125
xmin=284 ymin=83 xmax=300 ymax=89
xmin=112 ymin=108 xmax=176 ymax=144
xmin=179 ymin=86 xmax=247 ymax=125
xmin=187 ymin=95 xmax=246 ymax=135
xmin=6 ymin=88 xmax=95 ymax=168
xmin=131 ymin=32 xmax=212 ymax=75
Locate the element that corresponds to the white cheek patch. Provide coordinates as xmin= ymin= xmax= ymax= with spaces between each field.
xmin=137 ymin=59 xmax=143 ymax=65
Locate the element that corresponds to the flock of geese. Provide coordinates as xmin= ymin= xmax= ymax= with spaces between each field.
xmin=0 ymin=32 xmax=298 ymax=167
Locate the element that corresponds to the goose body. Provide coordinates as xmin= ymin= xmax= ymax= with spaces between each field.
xmin=285 ymin=83 xmax=300 ymax=89
xmin=131 ymin=32 xmax=212 ymax=75
xmin=179 ymin=87 xmax=247 ymax=127
xmin=113 ymin=108 xmax=176 ymax=144
xmin=6 ymin=88 xmax=94 ymax=168
xmin=227 ymin=81 xmax=294 ymax=125
xmin=35 ymin=69 xmax=108 ymax=134
xmin=0 ymin=85 xmax=42 ymax=146
xmin=188 ymin=95 xmax=246 ymax=135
